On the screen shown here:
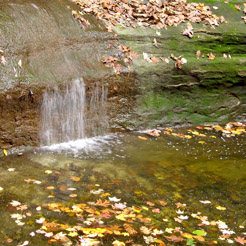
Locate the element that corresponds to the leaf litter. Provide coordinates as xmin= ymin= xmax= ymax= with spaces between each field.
xmin=68 ymin=0 xmax=226 ymax=75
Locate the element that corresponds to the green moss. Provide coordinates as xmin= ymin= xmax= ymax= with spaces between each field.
xmin=135 ymin=86 xmax=235 ymax=126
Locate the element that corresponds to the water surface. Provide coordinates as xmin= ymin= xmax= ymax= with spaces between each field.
xmin=0 ymin=125 xmax=246 ymax=245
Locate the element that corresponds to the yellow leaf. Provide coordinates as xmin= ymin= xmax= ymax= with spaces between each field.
xmin=45 ymin=170 xmax=53 ymax=174
xmin=198 ymin=141 xmax=205 ymax=144
xmin=3 ymin=149 xmax=7 ymax=156
xmin=116 ymin=214 xmax=126 ymax=221
xmin=101 ymin=193 xmax=110 ymax=198
xmin=113 ymin=240 xmax=125 ymax=246
xmin=182 ymin=233 xmax=193 ymax=239
xmin=46 ymin=186 xmax=55 ymax=190
xmin=184 ymin=135 xmax=192 ymax=139
xmin=68 ymin=232 xmax=78 ymax=237
xmin=49 ymin=239 xmax=57 ymax=242
xmin=154 ymin=239 xmax=166 ymax=246
xmin=216 ymin=206 xmax=226 ymax=210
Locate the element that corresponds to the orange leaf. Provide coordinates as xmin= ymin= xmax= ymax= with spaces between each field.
xmin=70 ymin=176 xmax=80 ymax=182
xmin=208 ymin=52 xmax=215 ymax=60
xmin=235 ymin=237 xmax=245 ymax=245
xmin=160 ymin=201 xmax=167 ymax=206
xmin=138 ymin=136 xmax=147 ymax=140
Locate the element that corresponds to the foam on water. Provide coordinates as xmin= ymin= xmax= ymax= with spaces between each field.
xmin=40 ymin=134 xmax=120 ymax=157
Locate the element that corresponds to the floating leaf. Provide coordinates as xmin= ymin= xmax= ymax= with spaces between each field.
xmin=193 ymin=230 xmax=207 ymax=236
xmin=18 ymin=59 xmax=22 ymax=67
xmin=160 ymin=201 xmax=167 ymax=206
xmin=47 ymin=186 xmax=55 ymax=190
xmin=109 ymin=196 xmax=121 ymax=202
xmin=138 ymin=136 xmax=147 ymax=140
xmin=216 ymin=206 xmax=226 ymax=210
xmin=3 ymin=149 xmax=7 ymax=156
xmin=152 ymin=208 xmax=160 ymax=213
xmin=200 ymin=200 xmax=211 ymax=204
xmin=187 ymin=238 xmax=196 ymax=245
xmin=70 ymin=176 xmax=80 ymax=182
xmin=235 ymin=236 xmax=245 ymax=245
xmin=68 ymin=231 xmax=78 ymax=237
xmin=198 ymin=141 xmax=205 ymax=144
xmin=69 ymin=194 xmax=77 ymax=198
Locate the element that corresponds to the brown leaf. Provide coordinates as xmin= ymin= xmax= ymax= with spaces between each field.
xmin=165 ymin=235 xmax=183 ymax=242
xmin=196 ymin=50 xmax=201 ymax=59
xmin=208 ymin=52 xmax=215 ymax=60
xmin=220 ymin=16 xmax=226 ymax=23
xmin=183 ymin=28 xmax=194 ymax=38
xmin=175 ymin=59 xmax=182 ymax=69
xmin=170 ymin=54 xmax=177 ymax=61
xmin=150 ymin=57 xmax=159 ymax=63
xmin=193 ymin=235 xmax=205 ymax=242
xmin=124 ymin=223 xmax=137 ymax=235
xmin=153 ymin=38 xmax=160 ymax=47
xmin=146 ymin=201 xmax=155 ymax=206
xmin=160 ymin=57 xmax=169 ymax=63
xmin=95 ymin=199 xmax=110 ymax=207
xmin=160 ymin=201 xmax=167 ymax=206
xmin=129 ymin=51 xmax=139 ymax=58
xmin=234 ymin=5 xmax=241 ymax=11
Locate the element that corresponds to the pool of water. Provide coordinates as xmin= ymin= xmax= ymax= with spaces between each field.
xmin=0 ymin=123 xmax=246 ymax=245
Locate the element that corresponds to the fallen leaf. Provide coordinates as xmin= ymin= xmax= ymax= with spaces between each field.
xmin=216 ymin=206 xmax=226 ymax=210
xmin=3 ymin=149 xmax=7 ymax=156
xmin=70 ymin=176 xmax=80 ymax=182
xmin=234 ymin=5 xmax=241 ymax=11
xmin=153 ymin=38 xmax=160 ymax=47
xmin=69 ymin=194 xmax=77 ymax=198
xmin=46 ymin=186 xmax=55 ymax=190
xmin=160 ymin=201 xmax=167 ymax=206
xmin=152 ymin=208 xmax=160 ymax=213
xmin=196 ymin=50 xmax=201 ymax=59
xmin=234 ymin=237 xmax=245 ymax=245
xmin=18 ymin=59 xmax=22 ymax=67
xmin=138 ymin=136 xmax=148 ymax=140
xmin=109 ymin=196 xmax=121 ymax=202
xmin=208 ymin=52 xmax=215 ymax=60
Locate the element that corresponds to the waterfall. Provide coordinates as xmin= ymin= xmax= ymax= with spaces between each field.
xmin=40 ymin=78 xmax=108 ymax=146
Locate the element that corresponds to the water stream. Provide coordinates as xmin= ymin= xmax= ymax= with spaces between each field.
xmin=40 ymin=79 xmax=108 ymax=146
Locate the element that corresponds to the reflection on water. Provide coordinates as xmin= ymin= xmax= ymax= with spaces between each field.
xmin=0 ymin=126 xmax=246 ymax=245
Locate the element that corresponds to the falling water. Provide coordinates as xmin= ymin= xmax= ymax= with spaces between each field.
xmin=40 ymin=78 xmax=108 ymax=146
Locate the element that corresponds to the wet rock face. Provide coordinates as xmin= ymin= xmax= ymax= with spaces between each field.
xmin=0 ymin=88 xmax=41 ymax=148
xmin=0 ymin=0 xmax=246 ymax=147
xmin=111 ymin=1 xmax=246 ymax=128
